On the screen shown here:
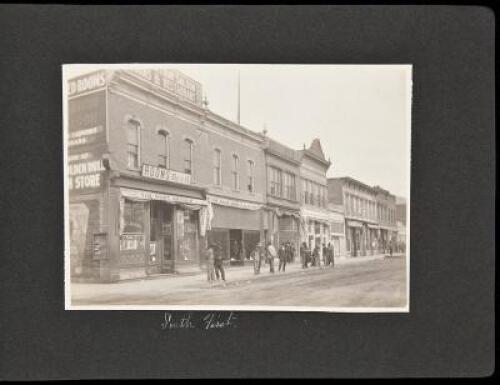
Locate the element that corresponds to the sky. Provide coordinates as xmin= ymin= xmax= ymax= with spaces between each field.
xmin=64 ymin=64 xmax=411 ymax=198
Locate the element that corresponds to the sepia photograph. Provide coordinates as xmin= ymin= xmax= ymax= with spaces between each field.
xmin=64 ymin=63 xmax=411 ymax=311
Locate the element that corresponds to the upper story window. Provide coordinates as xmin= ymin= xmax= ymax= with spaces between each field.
xmin=184 ymin=139 xmax=193 ymax=175
xmin=157 ymin=130 xmax=170 ymax=169
xmin=232 ymin=154 xmax=240 ymax=190
xmin=282 ymin=172 xmax=296 ymax=200
xmin=247 ymin=160 xmax=255 ymax=193
xmin=213 ymin=149 xmax=221 ymax=186
xmin=303 ymin=179 xmax=308 ymax=204
xmin=127 ymin=119 xmax=141 ymax=169
xmin=269 ymin=166 xmax=282 ymax=197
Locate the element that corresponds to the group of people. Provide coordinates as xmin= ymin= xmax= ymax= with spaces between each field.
xmin=205 ymin=239 xmax=335 ymax=285
xmin=250 ymin=241 xmax=296 ymax=275
xmin=299 ymin=242 xmax=335 ymax=269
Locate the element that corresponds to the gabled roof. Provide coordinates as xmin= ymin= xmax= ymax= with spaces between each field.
xmin=308 ymin=138 xmax=326 ymax=160
xmin=301 ymin=138 xmax=331 ymax=167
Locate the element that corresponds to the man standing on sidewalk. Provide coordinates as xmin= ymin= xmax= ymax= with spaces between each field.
xmin=213 ymin=244 xmax=226 ymax=286
xmin=267 ymin=241 xmax=276 ymax=274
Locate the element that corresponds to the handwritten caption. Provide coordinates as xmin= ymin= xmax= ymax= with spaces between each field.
xmin=160 ymin=312 xmax=238 ymax=330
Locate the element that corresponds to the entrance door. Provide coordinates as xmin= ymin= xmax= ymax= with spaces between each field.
xmin=229 ymin=229 xmax=243 ymax=265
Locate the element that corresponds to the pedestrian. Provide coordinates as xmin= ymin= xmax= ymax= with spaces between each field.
xmin=312 ymin=245 xmax=320 ymax=268
xmin=251 ymin=243 xmax=263 ymax=275
xmin=284 ymin=242 xmax=291 ymax=263
xmin=300 ymin=242 xmax=306 ymax=268
xmin=290 ymin=242 xmax=296 ymax=263
xmin=213 ymin=244 xmax=226 ymax=286
xmin=389 ymin=241 xmax=393 ymax=257
xmin=206 ymin=243 xmax=216 ymax=283
xmin=278 ymin=243 xmax=287 ymax=273
xmin=329 ymin=242 xmax=335 ymax=268
xmin=322 ymin=243 xmax=329 ymax=267
xmin=267 ymin=242 xmax=276 ymax=274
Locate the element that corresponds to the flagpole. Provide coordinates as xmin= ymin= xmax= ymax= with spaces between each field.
xmin=237 ymin=69 xmax=241 ymax=125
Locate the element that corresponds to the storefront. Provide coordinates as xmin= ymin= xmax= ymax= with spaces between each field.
xmin=346 ymin=220 xmax=363 ymax=257
xmin=206 ymin=195 xmax=265 ymax=266
xmin=300 ymin=208 xmax=331 ymax=263
xmin=266 ymin=207 xmax=300 ymax=262
xmin=114 ymin=187 xmax=209 ymax=279
xmin=328 ymin=212 xmax=346 ymax=258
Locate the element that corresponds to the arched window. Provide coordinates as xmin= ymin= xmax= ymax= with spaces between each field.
xmin=158 ymin=130 xmax=170 ymax=169
xmin=184 ymin=138 xmax=193 ymax=175
xmin=232 ymin=154 xmax=240 ymax=190
xmin=247 ymin=160 xmax=255 ymax=193
xmin=213 ymin=149 xmax=221 ymax=185
xmin=127 ymin=119 xmax=140 ymax=169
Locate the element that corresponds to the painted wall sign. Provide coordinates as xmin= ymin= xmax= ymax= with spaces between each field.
xmin=68 ymin=71 xmax=107 ymax=97
xmin=67 ymin=90 xmax=107 ymax=195
xmin=142 ymin=164 xmax=191 ymax=185
xmin=127 ymin=69 xmax=202 ymax=106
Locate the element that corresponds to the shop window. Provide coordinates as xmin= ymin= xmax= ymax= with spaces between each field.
xmin=127 ymin=120 xmax=140 ymax=169
xmin=184 ymin=138 xmax=193 ymax=175
xmin=247 ymin=160 xmax=255 ymax=193
xmin=158 ymin=130 xmax=170 ymax=169
xmin=232 ymin=154 xmax=240 ymax=190
xmin=123 ymin=199 xmax=145 ymax=234
xmin=213 ymin=149 xmax=221 ymax=186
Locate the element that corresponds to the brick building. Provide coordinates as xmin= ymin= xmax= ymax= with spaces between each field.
xmin=298 ymin=139 xmax=332 ymax=263
xmin=263 ymin=137 xmax=301 ymax=257
xmin=373 ymin=186 xmax=398 ymax=253
xmin=327 ymin=177 xmax=379 ymax=256
xmin=67 ymin=69 xmax=267 ymax=282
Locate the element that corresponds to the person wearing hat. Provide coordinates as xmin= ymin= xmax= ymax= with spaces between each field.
xmin=213 ymin=243 xmax=226 ymax=285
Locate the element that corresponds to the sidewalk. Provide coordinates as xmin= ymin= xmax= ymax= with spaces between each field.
xmin=70 ymin=253 xmax=394 ymax=302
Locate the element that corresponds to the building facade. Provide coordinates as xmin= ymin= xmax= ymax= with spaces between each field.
xmin=298 ymin=139 xmax=331 ymax=263
xmin=373 ymin=186 xmax=398 ymax=253
xmin=67 ymin=69 xmax=268 ymax=282
xmin=327 ymin=203 xmax=347 ymax=258
xmin=263 ymin=137 xmax=301 ymax=258
xmin=327 ymin=177 xmax=379 ymax=257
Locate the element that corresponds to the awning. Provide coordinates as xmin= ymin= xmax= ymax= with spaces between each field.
xmin=274 ymin=207 xmax=301 ymax=218
xmin=121 ymin=187 xmax=207 ymax=206
xmin=347 ymin=220 xmax=363 ymax=228
xmin=367 ymin=224 xmax=379 ymax=229
xmin=207 ymin=194 xmax=262 ymax=211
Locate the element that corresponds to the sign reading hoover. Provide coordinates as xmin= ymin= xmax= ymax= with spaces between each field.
xmin=142 ymin=164 xmax=192 ymax=185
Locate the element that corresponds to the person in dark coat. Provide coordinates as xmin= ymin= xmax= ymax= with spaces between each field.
xmin=213 ymin=244 xmax=226 ymax=285
xmin=278 ymin=243 xmax=287 ymax=273
xmin=329 ymin=242 xmax=335 ymax=268
xmin=312 ymin=245 xmax=320 ymax=267
xmin=290 ymin=242 xmax=296 ymax=263
xmin=322 ymin=243 xmax=329 ymax=267
xmin=300 ymin=242 xmax=308 ymax=268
